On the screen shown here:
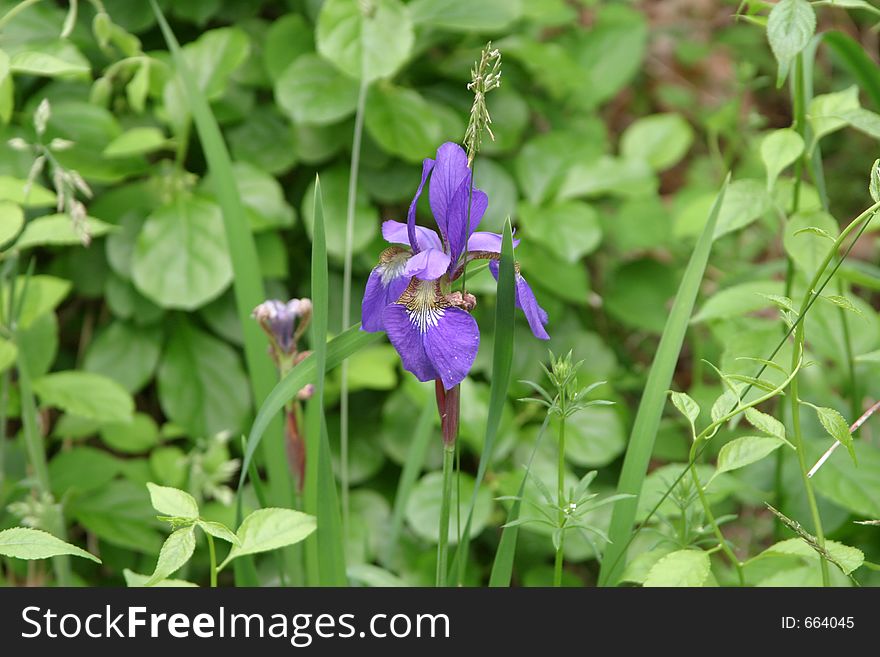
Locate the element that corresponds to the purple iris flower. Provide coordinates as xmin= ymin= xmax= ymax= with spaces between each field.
xmin=361 ymin=142 xmax=549 ymax=390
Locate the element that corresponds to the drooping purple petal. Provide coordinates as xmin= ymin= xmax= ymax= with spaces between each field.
xmin=423 ymin=306 xmax=480 ymax=390
xmin=404 ymin=248 xmax=450 ymax=281
xmin=466 ymin=231 xmax=520 ymax=253
xmin=361 ymin=248 xmax=411 ymax=332
xmin=429 ymin=142 xmax=469 ymax=241
xmin=382 ymin=303 xmax=439 ymax=382
xmin=382 ymin=220 xmax=442 ymax=251
xmin=446 ymin=177 xmax=488 ymax=267
xmin=407 ymin=158 xmax=435 ymax=253
xmin=490 ymin=261 xmax=550 ymax=340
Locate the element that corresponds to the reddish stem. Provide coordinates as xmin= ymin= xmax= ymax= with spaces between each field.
xmin=435 ymin=380 xmax=460 ymax=448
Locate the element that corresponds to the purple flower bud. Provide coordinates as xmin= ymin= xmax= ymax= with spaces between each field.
xmin=252 ymin=298 xmax=312 ymax=355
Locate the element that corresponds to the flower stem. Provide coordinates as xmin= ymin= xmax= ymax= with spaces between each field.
xmin=206 ymin=532 xmax=218 ymax=588
xmin=339 ymin=77 xmax=369 ymax=537
xmin=554 ymin=417 xmax=566 ymax=587
xmin=436 ymin=443 xmax=456 ymax=587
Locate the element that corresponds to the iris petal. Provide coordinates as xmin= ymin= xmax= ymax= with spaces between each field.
xmin=407 ymin=158 xmax=435 ymax=253
xmin=447 ymin=177 xmax=488 ymax=266
xmin=382 ymin=220 xmax=443 ymax=251
xmin=466 ymin=231 xmax=520 ymax=253
xmin=382 ymin=303 xmax=439 ymax=382
xmin=490 ymin=261 xmax=550 ymax=340
xmin=361 ymin=248 xmax=411 ymax=332
xmin=404 ymin=248 xmax=451 ymax=281
xmin=423 ymin=306 xmax=480 ymax=390
xmin=429 ymin=142 xmax=469 ymax=241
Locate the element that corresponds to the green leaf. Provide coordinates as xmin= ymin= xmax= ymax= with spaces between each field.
xmin=145 ymin=526 xmax=196 ymax=586
xmin=301 ymin=167 xmax=378 ymax=259
xmin=132 ymin=195 xmax=232 ymax=310
xmin=205 ymin=162 xmax=295 ymax=233
xmin=712 ymin=179 xmax=771 ymax=239
xmin=711 ymin=436 xmax=787 ymax=481
xmin=821 ymin=294 xmax=863 ymax=316
xmin=745 ymin=407 xmax=789 ymax=443
xmin=0 ymin=200 xmax=24 ymax=246
xmin=811 ymin=442 xmax=880 ymax=517
xmin=197 ymin=520 xmax=240 ymax=546
xmin=762 ymin=538 xmax=864 ymax=575
xmin=760 ymin=128 xmax=804 ymax=191
xmin=814 ymin=406 xmax=856 ymax=463
xmin=767 ymin=0 xmax=816 ymax=86
xmin=364 ymin=84 xmax=442 ymax=163
xmin=405 ymin=471 xmax=492 ymax=544
xmin=263 ymin=14 xmax=314 ymax=83
xmin=13 ymin=214 xmax=114 ymax=250
xmin=670 ymin=391 xmax=700 ymax=427
xmin=33 ymin=371 xmax=133 ymax=423
xmin=102 ymin=127 xmax=168 ymax=158
xmin=808 ymin=85 xmax=860 ymax=147
xmin=0 ymin=176 xmax=56 ymax=208
xmin=0 ymin=275 xmax=70 ymax=329
xmin=84 ymin=321 xmax=161 ymax=393
xmin=157 ymin=319 xmax=250 ymax=438
xmin=100 ymin=413 xmax=160 ymax=454
xmin=823 ymin=31 xmax=880 ymax=111
xmin=409 ymin=0 xmax=522 ymax=31
xmin=692 ymin=280 xmax=783 ymax=323
xmin=179 ymin=27 xmax=250 ymax=100
xmin=0 ymin=527 xmax=101 ymax=563
xmin=146 ymin=482 xmax=200 ymax=519
xmin=643 ymin=549 xmax=711 ymax=587
xmin=9 ymin=51 xmax=90 ymax=78
xmin=620 ymin=113 xmax=694 ymax=171
xmin=0 ymin=336 xmax=17 ymax=374
xmin=123 ymin=569 xmax=197 ymax=587
xmin=275 ymin=54 xmax=359 ymax=126
xmin=518 ymin=201 xmax=602 ymax=263
xmin=599 ymin=176 xmax=729 ymax=587
xmin=317 ymin=0 xmax=413 ymax=82
xmin=220 ymin=508 xmax=316 ymax=569
xmin=870 ymin=158 xmax=880 ymax=203
xmin=784 ymin=211 xmax=839 ymax=278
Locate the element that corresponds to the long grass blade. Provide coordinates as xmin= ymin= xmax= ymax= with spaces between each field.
xmin=598 ymin=175 xmax=730 ymax=587
xmin=824 ymin=31 xmax=880 ymax=110
xmin=303 ymin=177 xmax=346 ymax=585
xmin=451 ymin=217 xmax=517 ymax=585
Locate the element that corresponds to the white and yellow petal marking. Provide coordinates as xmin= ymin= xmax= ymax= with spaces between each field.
xmin=397 ymin=278 xmax=450 ymax=335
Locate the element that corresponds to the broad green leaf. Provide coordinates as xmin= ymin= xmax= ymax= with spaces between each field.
xmin=9 ymin=51 xmax=90 ymax=78
xmin=518 ymin=201 xmax=602 ymax=263
xmin=157 ymin=319 xmax=250 ymax=438
xmin=409 ymin=0 xmax=522 ymax=31
xmin=0 ymin=176 xmax=56 ymax=208
xmin=745 ymin=407 xmax=788 ymax=442
xmin=197 ymin=520 xmax=239 ymax=546
xmin=123 ymin=569 xmax=197 ymax=587
xmin=145 ymin=526 xmax=196 ymax=586
xmin=807 ymin=85 xmax=860 ymax=146
xmin=13 ymin=214 xmax=114 ymax=250
xmin=713 ymin=179 xmax=771 ymax=239
xmin=100 ymin=413 xmax=160 ymax=454
xmin=146 ymin=482 xmax=199 ymax=519
xmin=561 ymin=405 xmax=626 ymax=468
xmin=84 ymin=321 xmax=161 ymax=393
xmin=620 ymin=113 xmax=693 ymax=171
xmin=227 ymin=107 xmax=298 ymax=175
xmin=669 ymin=391 xmax=700 ymax=427
xmin=263 ymin=14 xmax=314 ymax=82
xmin=220 ymin=508 xmax=316 ymax=568
xmin=811 ymin=442 xmax=880 ymax=517
xmin=275 ymin=54 xmax=359 ymax=126
xmin=692 ymin=280 xmax=783 ymax=323
xmin=132 ymin=195 xmax=232 ymax=310
xmin=103 ymin=127 xmax=168 ymax=158
xmin=767 ymin=0 xmax=816 ymax=86
xmin=0 ymin=527 xmax=101 ymax=563
xmin=712 ymin=436 xmax=787 ymax=480
xmin=760 ymin=128 xmax=804 ymax=191
xmin=181 ymin=27 xmax=250 ymax=100
xmin=0 ymin=275 xmax=70 ymax=329
xmin=0 ymin=200 xmax=24 ymax=245
xmin=406 ymin=472 xmax=492 ymax=544
xmin=814 ymin=406 xmax=855 ymax=463
xmin=783 ymin=211 xmax=839 ymax=278
xmin=620 ymin=545 xmax=677 ymax=584
xmin=33 ymin=371 xmax=134 ymax=423
xmin=0 ymin=336 xmax=17 ymax=374
xmin=49 ymin=447 xmax=121 ymax=496
xmin=558 ymin=155 xmax=656 ymax=200
xmin=762 ymin=538 xmax=864 ymax=575
xmin=204 ymin=162 xmax=296 ymax=233
xmin=643 ymin=549 xmax=711 ymax=587
xmin=317 ymin=0 xmax=413 ymax=81
xmin=301 ymin=167 xmax=378 ymax=259
xmin=839 ymin=106 xmax=880 ymax=140
xmin=364 ymin=84 xmax=442 ymax=163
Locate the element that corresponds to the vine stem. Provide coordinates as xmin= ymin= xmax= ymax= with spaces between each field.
xmin=0 ymin=0 xmax=42 ymax=30
xmin=339 ymin=77 xmax=369 ymax=535
xmin=689 ymin=458 xmax=744 ymax=586
xmin=206 ymin=532 xmax=218 ymax=588
xmin=436 ymin=444 xmax=455 ymax=587
xmin=553 ymin=417 xmax=566 ymax=587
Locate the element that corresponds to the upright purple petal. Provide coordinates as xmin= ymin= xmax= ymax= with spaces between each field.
xmin=423 ymin=307 xmax=480 ymax=390
xmin=361 ymin=247 xmax=411 ymax=332
xmin=382 ymin=303 xmax=439 ymax=382
xmin=490 ymin=261 xmax=550 ymax=340
xmin=429 ymin=143 xmax=470 ymax=241
xmin=407 ymin=158 xmax=435 ymax=253
xmin=404 ymin=248 xmax=451 ymax=281
xmin=382 ymin=220 xmax=442 ymax=251
xmin=466 ymin=231 xmax=520 ymax=253
xmin=446 ymin=178 xmax=488 ymax=266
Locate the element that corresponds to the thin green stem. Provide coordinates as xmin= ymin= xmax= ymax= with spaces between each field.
xmin=339 ymin=77 xmax=369 ymax=535
xmin=206 ymin=532 xmax=218 ymax=588
xmin=436 ymin=444 xmax=455 ymax=587
xmin=789 ymin=325 xmax=830 ymax=587
xmin=689 ymin=458 xmax=744 ymax=586
xmin=0 ymin=369 xmax=8 ymax=489
xmin=0 ymin=0 xmax=42 ymax=30
xmin=554 ymin=417 xmax=566 ymax=587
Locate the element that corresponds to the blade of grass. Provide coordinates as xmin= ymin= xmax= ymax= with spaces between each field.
xmin=150 ymin=1 xmax=294 ymax=581
xmin=382 ymin=392 xmax=435 ymax=567
xmin=598 ymin=175 xmax=730 ymax=587
xmin=303 ymin=177 xmax=346 ymax=585
xmin=488 ymin=414 xmax=551 ymax=587
xmin=451 ymin=218 xmax=516 ymax=585
xmin=824 ymin=31 xmax=880 ymax=110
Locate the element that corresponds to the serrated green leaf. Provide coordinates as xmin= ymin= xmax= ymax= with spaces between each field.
xmin=145 ymin=526 xmax=196 ymax=586
xmin=0 ymin=527 xmax=101 ymax=563
xmin=146 ymin=482 xmax=199 ymax=519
